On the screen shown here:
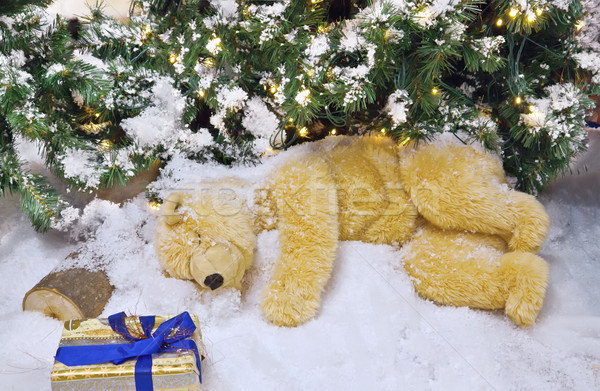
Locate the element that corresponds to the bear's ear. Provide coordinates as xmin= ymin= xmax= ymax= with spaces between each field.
xmin=161 ymin=192 xmax=187 ymax=225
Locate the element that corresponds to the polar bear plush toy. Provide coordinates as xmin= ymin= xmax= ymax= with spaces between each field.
xmin=155 ymin=135 xmax=550 ymax=327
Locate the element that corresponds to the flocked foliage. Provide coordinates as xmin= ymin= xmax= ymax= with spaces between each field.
xmin=0 ymin=0 xmax=53 ymax=15
xmin=0 ymin=0 xmax=599 ymax=231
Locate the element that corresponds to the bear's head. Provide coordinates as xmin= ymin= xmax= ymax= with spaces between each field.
xmin=155 ymin=188 xmax=255 ymax=290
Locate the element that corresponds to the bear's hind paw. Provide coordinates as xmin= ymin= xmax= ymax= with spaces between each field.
xmin=503 ymin=253 xmax=549 ymax=327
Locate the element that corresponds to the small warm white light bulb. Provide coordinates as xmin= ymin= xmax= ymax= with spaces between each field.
xmin=529 ymin=105 xmax=535 ymax=112
xmin=416 ymin=8 xmax=432 ymax=21
xmin=299 ymin=127 xmax=308 ymax=137
xmin=197 ymin=90 xmax=205 ymax=98
xmin=148 ymin=201 xmax=161 ymax=211
xmin=381 ymin=128 xmax=386 ymax=134
xmin=535 ymin=8 xmax=543 ymax=16
xmin=100 ymin=139 xmax=113 ymax=150
xmin=515 ymin=97 xmax=522 ymax=104
xmin=94 ymin=112 xmax=100 ymax=118
xmin=432 ymin=87 xmax=439 ymax=95
xmin=509 ymin=8 xmax=519 ymax=17
xmin=331 ymin=128 xmax=337 ymax=135
xmin=527 ymin=13 xmax=536 ymax=22
xmin=169 ymin=54 xmax=177 ymax=64
xmin=262 ymin=146 xmax=276 ymax=157
xmin=575 ymin=20 xmax=585 ymax=31
xmin=496 ymin=18 xmax=504 ymax=27
xmin=270 ymin=85 xmax=278 ymax=94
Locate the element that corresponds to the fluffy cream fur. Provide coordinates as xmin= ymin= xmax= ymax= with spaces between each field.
xmin=155 ymin=135 xmax=550 ymax=327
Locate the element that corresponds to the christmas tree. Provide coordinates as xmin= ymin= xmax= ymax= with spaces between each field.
xmin=0 ymin=0 xmax=53 ymax=15
xmin=1 ymin=0 xmax=598 ymax=232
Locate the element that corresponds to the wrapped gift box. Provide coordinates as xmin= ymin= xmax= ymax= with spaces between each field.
xmin=588 ymin=95 xmax=600 ymax=127
xmin=51 ymin=313 xmax=205 ymax=391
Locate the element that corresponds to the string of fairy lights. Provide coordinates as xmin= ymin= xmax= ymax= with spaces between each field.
xmin=86 ymin=4 xmax=588 ymax=153
xmin=70 ymin=2 xmax=588 ymax=212
xmin=1 ymin=0 xmax=593 ymax=231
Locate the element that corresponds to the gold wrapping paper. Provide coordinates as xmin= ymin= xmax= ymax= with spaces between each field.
xmin=51 ymin=314 xmax=205 ymax=391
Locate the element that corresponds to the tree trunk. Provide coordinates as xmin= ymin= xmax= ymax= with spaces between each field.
xmin=23 ymin=254 xmax=114 ymax=321
xmin=588 ymin=96 xmax=600 ymax=125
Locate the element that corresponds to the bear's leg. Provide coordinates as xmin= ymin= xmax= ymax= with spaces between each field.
xmin=400 ymin=144 xmax=550 ymax=252
xmin=261 ymin=156 xmax=339 ymax=327
xmin=402 ymin=225 xmax=548 ymax=326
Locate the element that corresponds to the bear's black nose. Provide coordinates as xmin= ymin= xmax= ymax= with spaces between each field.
xmin=204 ymin=273 xmax=224 ymax=290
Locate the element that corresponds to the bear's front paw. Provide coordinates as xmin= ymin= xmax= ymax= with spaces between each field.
xmin=508 ymin=192 xmax=550 ymax=252
xmin=261 ymin=281 xmax=320 ymax=327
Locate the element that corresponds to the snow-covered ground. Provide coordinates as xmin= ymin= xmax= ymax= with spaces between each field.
xmin=1 ymin=131 xmax=599 ymax=390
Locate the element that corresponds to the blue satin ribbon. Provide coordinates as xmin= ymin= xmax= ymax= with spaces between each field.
xmin=54 ymin=312 xmax=202 ymax=390
xmin=587 ymin=121 xmax=599 ymax=128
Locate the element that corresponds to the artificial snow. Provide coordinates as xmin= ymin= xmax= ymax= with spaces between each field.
xmin=59 ymin=148 xmax=102 ymax=189
xmin=305 ymin=34 xmax=329 ymax=67
xmin=216 ymin=85 xmax=248 ymax=112
xmin=1 ymin=130 xmax=599 ymax=389
xmin=471 ymin=36 xmax=505 ymax=58
xmin=242 ymin=97 xmax=280 ymax=154
xmin=121 ymin=77 xmax=187 ymax=149
xmin=45 ymin=63 xmax=66 ymax=77
xmin=339 ymin=20 xmax=365 ymax=53
xmin=295 ymin=88 xmax=311 ymax=107
xmin=578 ymin=0 xmax=600 ymax=52
xmin=73 ymin=50 xmax=109 ymax=72
xmin=206 ymin=37 xmax=223 ymax=56
xmin=207 ymin=0 xmax=238 ymax=20
xmin=573 ymin=51 xmax=600 ymax=84
xmin=385 ymin=90 xmax=411 ymax=126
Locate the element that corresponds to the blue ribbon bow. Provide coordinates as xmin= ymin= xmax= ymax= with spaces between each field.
xmin=54 ymin=312 xmax=202 ymax=391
